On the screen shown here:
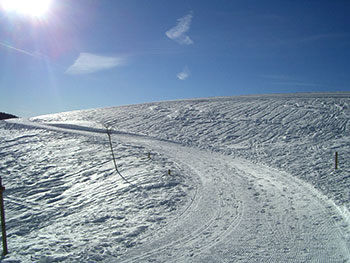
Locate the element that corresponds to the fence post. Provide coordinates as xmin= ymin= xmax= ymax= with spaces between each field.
xmin=0 ymin=177 xmax=8 ymax=256
xmin=335 ymin=152 xmax=338 ymax=170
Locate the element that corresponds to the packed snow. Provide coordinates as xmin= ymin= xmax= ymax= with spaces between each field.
xmin=0 ymin=93 xmax=349 ymax=262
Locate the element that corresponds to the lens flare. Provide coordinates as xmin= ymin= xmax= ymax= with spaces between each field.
xmin=1 ymin=0 xmax=52 ymax=18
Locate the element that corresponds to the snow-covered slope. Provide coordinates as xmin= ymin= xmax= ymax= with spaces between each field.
xmin=1 ymin=92 xmax=349 ymax=262
xmin=32 ymin=93 xmax=350 ymax=209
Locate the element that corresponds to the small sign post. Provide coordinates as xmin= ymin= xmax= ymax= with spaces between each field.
xmin=0 ymin=177 xmax=8 ymax=256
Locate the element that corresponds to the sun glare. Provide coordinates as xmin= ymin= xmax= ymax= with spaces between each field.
xmin=1 ymin=0 xmax=52 ymax=18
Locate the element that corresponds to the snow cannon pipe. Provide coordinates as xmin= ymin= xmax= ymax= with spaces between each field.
xmin=105 ymin=128 xmax=140 ymax=190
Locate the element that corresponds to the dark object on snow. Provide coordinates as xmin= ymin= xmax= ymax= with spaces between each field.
xmin=0 ymin=112 xmax=18 ymax=120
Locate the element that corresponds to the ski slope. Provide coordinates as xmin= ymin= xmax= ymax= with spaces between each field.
xmin=0 ymin=93 xmax=349 ymax=262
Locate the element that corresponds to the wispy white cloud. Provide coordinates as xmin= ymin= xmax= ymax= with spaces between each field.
xmin=177 ymin=66 xmax=191 ymax=80
xmin=166 ymin=13 xmax=193 ymax=45
xmin=66 ymin=53 xmax=126 ymax=75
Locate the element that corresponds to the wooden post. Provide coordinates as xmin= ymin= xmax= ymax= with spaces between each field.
xmin=335 ymin=152 xmax=338 ymax=170
xmin=0 ymin=177 xmax=8 ymax=256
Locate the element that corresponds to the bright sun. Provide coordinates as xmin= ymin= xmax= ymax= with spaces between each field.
xmin=1 ymin=0 xmax=52 ymax=18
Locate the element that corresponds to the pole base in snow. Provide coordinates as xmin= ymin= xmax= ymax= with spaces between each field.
xmin=0 ymin=177 xmax=8 ymax=256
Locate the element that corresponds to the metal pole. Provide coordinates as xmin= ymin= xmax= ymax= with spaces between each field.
xmin=335 ymin=152 xmax=338 ymax=170
xmin=0 ymin=177 xmax=8 ymax=256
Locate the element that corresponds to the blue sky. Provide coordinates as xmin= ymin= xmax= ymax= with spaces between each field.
xmin=1 ymin=0 xmax=349 ymax=117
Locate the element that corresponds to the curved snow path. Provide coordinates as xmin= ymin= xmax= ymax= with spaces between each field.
xmin=7 ymin=120 xmax=350 ymax=262
xmin=113 ymin=132 xmax=349 ymax=262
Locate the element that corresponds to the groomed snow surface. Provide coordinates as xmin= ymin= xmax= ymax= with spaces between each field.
xmin=0 ymin=93 xmax=349 ymax=262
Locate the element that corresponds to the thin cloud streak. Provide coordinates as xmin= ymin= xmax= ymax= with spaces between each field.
xmin=0 ymin=42 xmax=71 ymax=73
xmin=177 ymin=66 xmax=190 ymax=80
xmin=259 ymin=74 xmax=327 ymax=88
xmin=0 ymin=42 xmax=40 ymax=58
xmin=166 ymin=13 xmax=193 ymax=45
xmin=259 ymin=74 xmax=291 ymax=81
xmin=66 ymin=53 xmax=126 ymax=75
xmin=272 ymin=81 xmax=327 ymax=88
xmin=299 ymin=33 xmax=348 ymax=43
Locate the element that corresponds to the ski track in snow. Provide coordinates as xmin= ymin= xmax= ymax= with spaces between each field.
xmin=107 ymin=133 xmax=349 ymax=263
xmin=0 ymin=93 xmax=349 ymax=262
